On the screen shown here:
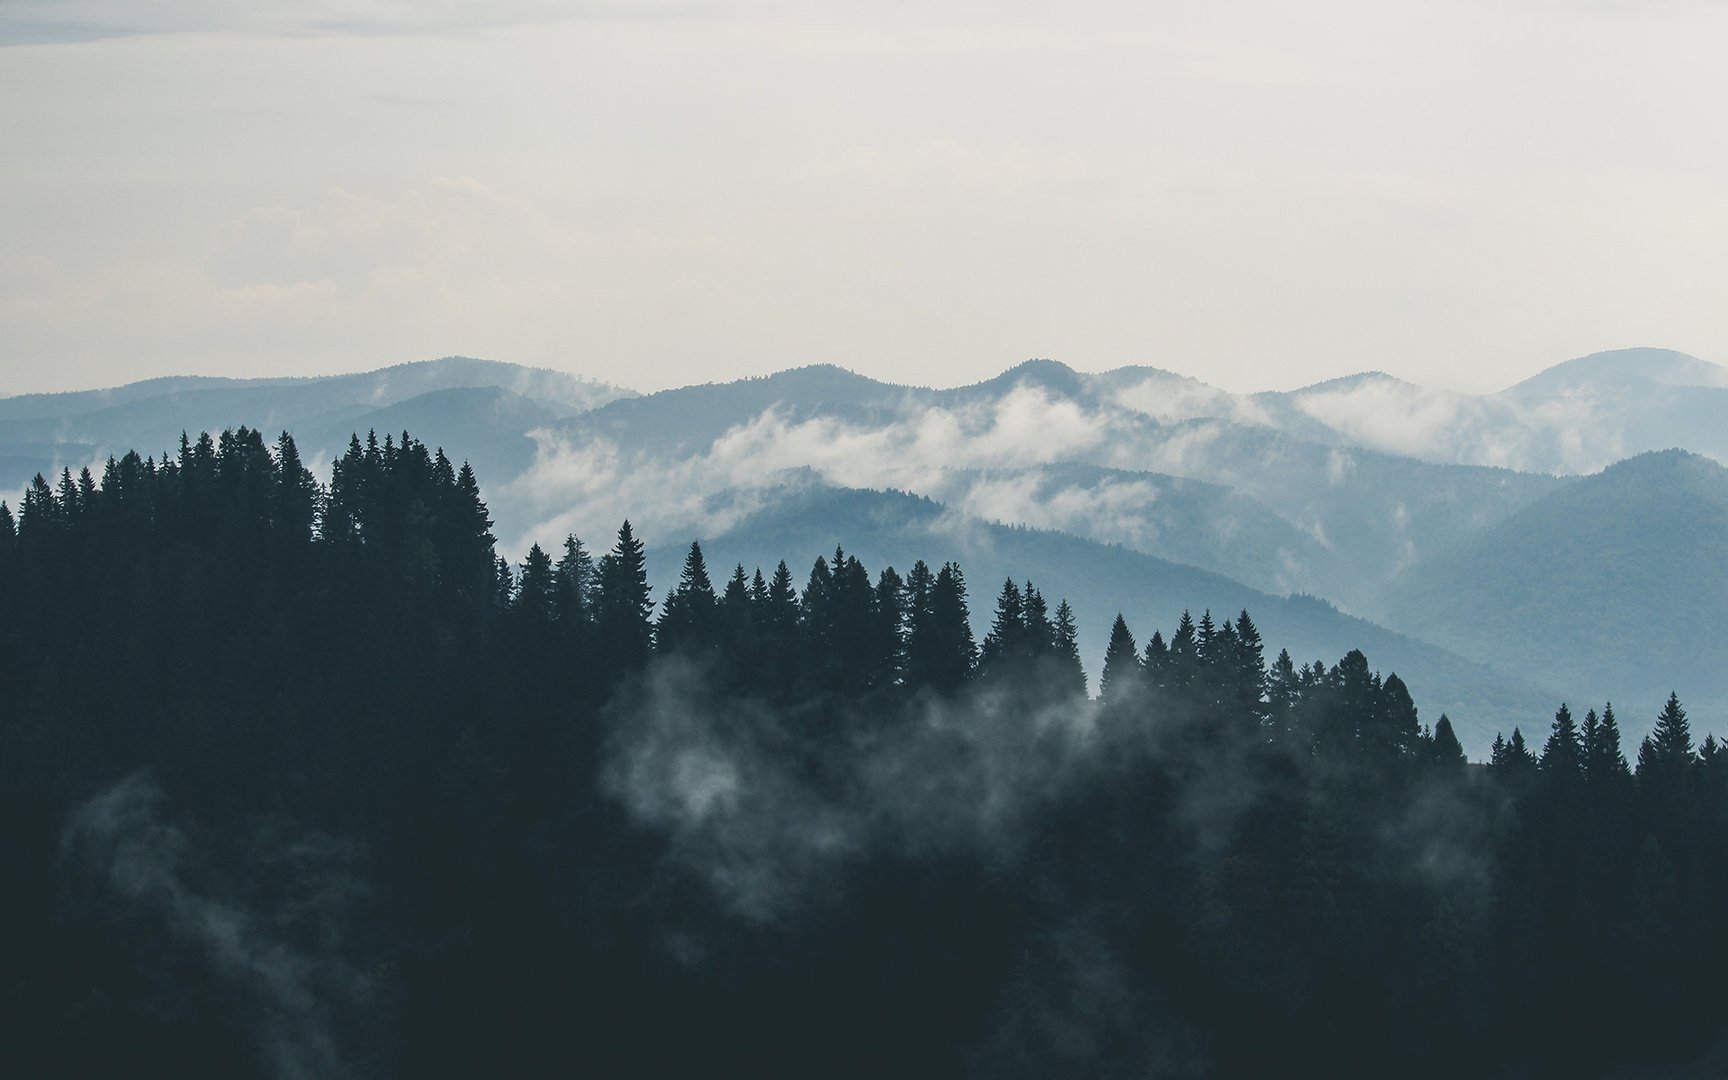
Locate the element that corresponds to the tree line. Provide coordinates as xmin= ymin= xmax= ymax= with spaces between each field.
xmin=1 ymin=427 xmax=1725 ymax=1078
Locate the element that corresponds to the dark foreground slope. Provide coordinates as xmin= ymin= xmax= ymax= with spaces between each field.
xmin=2 ymin=428 xmax=1726 ymax=1080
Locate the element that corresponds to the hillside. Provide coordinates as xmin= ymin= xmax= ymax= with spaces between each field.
xmin=1382 ymin=449 xmax=1728 ymax=732
xmin=645 ymin=482 xmax=1558 ymax=756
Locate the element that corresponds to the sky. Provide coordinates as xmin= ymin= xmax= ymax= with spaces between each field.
xmin=1 ymin=0 xmax=1725 ymax=398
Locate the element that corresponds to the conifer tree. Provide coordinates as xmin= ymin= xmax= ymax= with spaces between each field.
xmin=323 ymin=434 xmax=367 ymax=543
xmin=760 ymin=560 xmax=802 ymax=698
xmin=1229 ymin=611 xmax=1268 ymax=728
xmin=272 ymin=431 xmax=320 ymax=544
xmin=1099 ymin=614 xmax=1140 ymax=705
xmin=1142 ymin=631 xmax=1170 ymax=694
xmin=515 ymin=543 xmax=558 ymax=625
xmin=1540 ymin=704 xmax=1583 ymax=782
xmin=1051 ymin=600 xmax=1087 ymax=699
xmin=554 ymin=535 xmax=595 ymax=627
xmin=0 ymin=501 xmax=14 ymax=595
xmin=1368 ymin=673 xmax=1421 ymax=764
xmin=1495 ymin=727 xmax=1538 ymax=779
xmin=657 ymin=541 xmax=719 ymax=657
xmin=595 ymin=520 xmax=655 ymax=670
xmin=1430 ymin=715 xmax=1466 ymax=769
xmin=801 ymin=554 xmax=834 ymax=655
xmin=722 ymin=563 xmax=752 ymax=621
xmin=914 ymin=562 xmax=975 ymax=694
xmin=1637 ymin=693 xmax=1697 ymax=830
xmin=826 ymin=550 xmax=880 ymax=693
xmin=978 ymin=579 xmax=1026 ymax=676
xmin=1266 ymin=648 xmax=1299 ymax=743
xmin=872 ymin=566 xmax=907 ymax=690
xmin=1583 ymin=704 xmax=1631 ymax=790
xmin=1022 ymin=583 xmax=1053 ymax=658
xmin=901 ymin=560 xmax=937 ymax=689
xmin=1168 ymin=610 xmax=1199 ymax=693
xmin=1639 ymin=693 xmax=1695 ymax=778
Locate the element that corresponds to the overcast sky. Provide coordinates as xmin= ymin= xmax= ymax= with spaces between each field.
xmin=1 ymin=0 xmax=1724 ymax=397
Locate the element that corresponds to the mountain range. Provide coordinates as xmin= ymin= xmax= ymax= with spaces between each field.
xmin=4 ymin=346 xmax=1723 ymax=757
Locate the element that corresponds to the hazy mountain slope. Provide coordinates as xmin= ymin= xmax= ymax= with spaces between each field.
xmin=1503 ymin=346 xmax=1728 ymax=397
xmin=529 ymin=360 xmax=1558 ymax=611
xmin=918 ymin=461 xmax=1357 ymax=603
xmin=1382 ymin=450 xmax=1728 ymax=736
xmin=569 ymin=365 xmax=919 ymax=457
xmin=0 ymin=356 xmax=634 ymax=494
xmin=1096 ymin=347 xmax=1728 ymax=474
xmin=644 ymin=483 xmax=1558 ymax=757
xmin=294 ymin=386 xmax=562 ymax=480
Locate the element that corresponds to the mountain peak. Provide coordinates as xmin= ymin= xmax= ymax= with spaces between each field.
xmin=1290 ymin=370 xmax=1411 ymax=394
xmin=1504 ymin=347 xmax=1728 ymax=397
xmin=966 ymin=358 xmax=1085 ymax=397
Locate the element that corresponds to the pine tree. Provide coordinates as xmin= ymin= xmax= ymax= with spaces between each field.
xmin=1267 ymin=648 xmax=1300 ymax=744
xmin=901 ymin=560 xmax=937 ymax=691
xmin=1582 ymin=704 xmax=1631 ymax=790
xmin=1367 ymin=673 xmax=1421 ymax=764
xmin=1637 ymin=693 xmax=1697 ymax=829
xmin=1142 ymin=631 xmax=1170 ymax=694
xmin=1540 ymin=704 xmax=1583 ymax=782
xmin=920 ymin=562 xmax=975 ymax=694
xmin=760 ymin=560 xmax=801 ymax=698
xmin=1229 ymin=611 xmax=1268 ymax=729
xmin=554 ymin=535 xmax=595 ymax=627
xmin=1099 ymin=614 xmax=1140 ymax=705
xmin=826 ymin=550 xmax=879 ymax=693
xmin=978 ymin=579 xmax=1026 ymax=677
xmin=1022 ymin=584 xmax=1053 ymax=659
xmin=1495 ymin=727 xmax=1538 ymax=781
xmin=272 ymin=431 xmax=320 ymax=544
xmin=0 ymin=501 xmax=15 ymax=592
xmin=446 ymin=461 xmax=497 ymax=599
xmin=1051 ymin=600 xmax=1087 ymax=699
xmin=657 ymin=541 xmax=719 ymax=657
xmin=515 ymin=543 xmax=558 ymax=625
xmin=1429 ymin=715 xmax=1466 ymax=769
xmin=595 ymin=520 xmax=655 ymax=670
xmin=872 ymin=566 xmax=907 ymax=690
xmin=1168 ymin=610 xmax=1199 ymax=693
xmin=1640 ymin=693 xmax=1694 ymax=777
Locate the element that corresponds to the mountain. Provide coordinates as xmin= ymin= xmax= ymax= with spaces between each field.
xmin=533 ymin=360 xmax=1559 ymax=612
xmin=1503 ymin=346 xmax=1728 ymax=397
xmin=1084 ymin=348 xmax=1728 ymax=475
xmin=1382 ymin=449 xmax=1728 ymax=734
xmin=643 ymin=482 xmax=1557 ymax=758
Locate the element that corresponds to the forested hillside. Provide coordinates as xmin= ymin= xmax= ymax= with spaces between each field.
xmin=2 ymin=429 xmax=1725 ymax=1078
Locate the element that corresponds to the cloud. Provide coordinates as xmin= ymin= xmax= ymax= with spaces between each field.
xmin=61 ymin=774 xmax=376 ymax=1080
xmin=1285 ymin=376 xmax=1624 ymax=473
xmin=500 ymin=384 xmax=1125 ymax=551
xmin=602 ymin=655 xmax=1101 ymax=923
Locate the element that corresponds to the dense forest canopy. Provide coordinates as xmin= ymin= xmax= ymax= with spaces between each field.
xmin=2 ymin=427 xmax=1725 ymax=1078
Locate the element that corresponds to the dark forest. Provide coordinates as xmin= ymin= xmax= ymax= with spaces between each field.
xmin=2 ymin=427 xmax=1725 ymax=1077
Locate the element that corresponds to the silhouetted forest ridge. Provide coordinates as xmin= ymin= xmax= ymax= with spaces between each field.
xmin=2 ymin=427 xmax=1725 ymax=1078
